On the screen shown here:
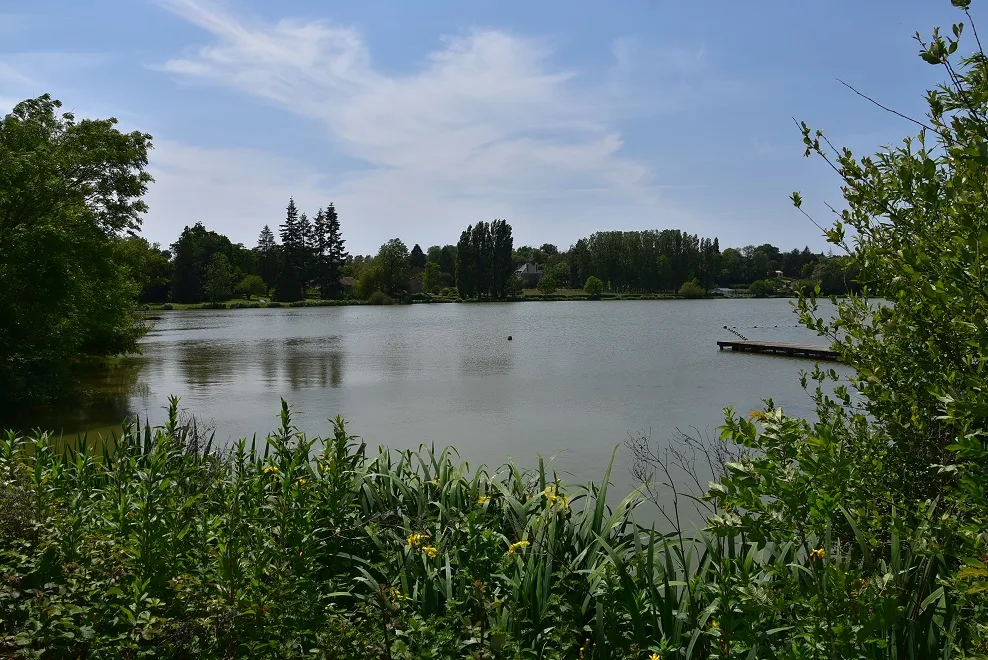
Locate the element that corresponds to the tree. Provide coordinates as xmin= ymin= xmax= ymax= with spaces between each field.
xmin=456 ymin=228 xmax=477 ymax=298
xmin=236 ymin=274 xmax=268 ymax=299
xmin=422 ymin=261 xmax=443 ymax=294
xmin=536 ymin=273 xmax=558 ymax=294
xmin=505 ymin=276 xmax=524 ymax=298
xmin=324 ymin=203 xmax=347 ymax=299
xmin=540 ymin=243 xmax=559 ymax=256
xmin=490 ymin=219 xmax=514 ymax=298
xmin=255 ymin=225 xmax=280 ymax=289
xmin=439 ymin=245 xmax=458 ymax=284
xmin=0 ymin=95 xmax=152 ymax=404
xmin=747 ymin=279 xmax=774 ymax=297
xmin=410 ymin=244 xmax=427 ymax=269
xmin=204 ymin=253 xmax=233 ymax=302
xmin=274 ymin=260 xmax=304 ymax=302
xmin=169 ymin=223 xmax=236 ymax=303
xmin=426 ymin=245 xmax=442 ymax=264
xmin=678 ymin=280 xmax=706 ymax=298
xmin=377 ymin=239 xmax=411 ymax=295
xmin=583 ymin=275 xmax=604 ymax=298
xmin=115 ymin=236 xmax=172 ymax=303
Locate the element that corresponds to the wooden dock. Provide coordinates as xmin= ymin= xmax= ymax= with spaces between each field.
xmin=717 ymin=340 xmax=838 ymax=361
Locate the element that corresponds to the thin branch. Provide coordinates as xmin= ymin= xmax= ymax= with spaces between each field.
xmin=966 ymin=10 xmax=985 ymax=58
xmin=836 ymin=79 xmax=950 ymax=142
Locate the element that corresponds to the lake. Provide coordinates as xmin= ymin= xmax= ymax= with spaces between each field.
xmin=6 ymin=299 xmax=847 ymax=498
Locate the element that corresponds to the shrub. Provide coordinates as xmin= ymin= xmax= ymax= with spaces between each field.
xmin=200 ymin=301 xmax=227 ymax=310
xmin=583 ymin=276 xmax=604 ymax=298
xmin=678 ymin=280 xmax=706 ymax=299
xmin=159 ymin=303 xmax=173 ymax=311
xmin=747 ymin=279 xmax=775 ymax=297
xmin=367 ymin=291 xmax=395 ymax=305
xmin=229 ymin=301 xmax=261 ymax=309
xmin=536 ymin=273 xmax=558 ymax=295
xmin=265 ymin=301 xmax=284 ymax=308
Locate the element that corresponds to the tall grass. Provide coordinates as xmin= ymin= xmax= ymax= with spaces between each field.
xmin=0 ymin=399 xmax=955 ymax=658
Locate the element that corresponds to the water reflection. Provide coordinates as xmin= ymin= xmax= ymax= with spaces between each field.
xmin=1 ymin=357 xmax=149 ymax=436
xmin=283 ymin=337 xmax=345 ymax=390
xmin=176 ymin=340 xmax=242 ymax=389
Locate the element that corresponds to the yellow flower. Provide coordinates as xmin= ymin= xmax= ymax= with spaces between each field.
xmin=810 ymin=547 xmax=826 ymax=561
xmin=263 ymin=465 xmax=279 ymax=474
xmin=711 ymin=620 xmax=720 ymax=629
xmin=650 ymin=654 xmax=662 ymax=660
xmin=407 ymin=532 xmax=429 ymax=548
xmin=296 ymin=478 xmax=308 ymax=487
xmin=508 ymin=540 xmax=530 ymax=554
xmin=477 ymin=496 xmax=490 ymax=505
xmin=423 ymin=546 xmax=439 ymax=558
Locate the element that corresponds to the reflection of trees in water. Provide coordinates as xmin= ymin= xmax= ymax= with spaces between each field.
xmin=283 ymin=337 xmax=345 ymax=390
xmin=175 ymin=340 xmax=241 ymax=388
xmin=3 ymin=357 xmax=150 ymax=437
xmin=256 ymin=337 xmax=345 ymax=391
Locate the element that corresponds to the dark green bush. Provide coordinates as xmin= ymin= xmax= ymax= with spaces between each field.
xmin=367 ymin=291 xmax=395 ymax=305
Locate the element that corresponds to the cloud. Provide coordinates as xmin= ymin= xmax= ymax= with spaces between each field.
xmin=149 ymin=0 xmax=714 ymax=250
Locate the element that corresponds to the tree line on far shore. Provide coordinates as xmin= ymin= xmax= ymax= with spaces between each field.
xmin=123 ymin=201 xmax=858 ymax=306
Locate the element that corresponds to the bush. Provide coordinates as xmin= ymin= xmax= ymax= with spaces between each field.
xmin=229 ymin=301 xmax=261 ymax=309
xmin=677 ymin=280 xmax=706 ymax=299
xmin=367 ymin=291 xmax=395 ymax=305
xmin=583 ymin=276 xmax=604 ymax=298
xmin=747 ymin=279 xmax=775 ymax=297
xmin=200 ymin=301 xmax=227 ymax=310
xmin=159 ymin=303 xmax=173 ymax=311
xmin=536 ymin=273 xmax=558 ymax=295
xmin=265 ymin=301 xmax=284 ymax=308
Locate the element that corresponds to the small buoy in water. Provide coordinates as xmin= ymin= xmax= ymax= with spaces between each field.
xmin=723 ymin=325 xmax=727 ymax=329
xmin=507 ymin=335 xmax=512 ymax=340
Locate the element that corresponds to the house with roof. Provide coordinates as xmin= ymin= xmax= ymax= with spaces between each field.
xmin=514 ymin=262 xmax=543 ymax=287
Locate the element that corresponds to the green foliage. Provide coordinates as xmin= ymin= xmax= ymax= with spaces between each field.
xmin=204 ymin=253 xmax=233 ymax=302
xmin=0 ymin=403 xmax=723 ymax=659
xmin=747 ymin=279 xmax=775 ymax=297
xmin=536 ymin=273 xmax=558 ymax=295
xmin=421 ymin=261 xmax=443 ymax=294
xmin=235 ymin=274 xmax=268 ymax=300
xmin=377 ymin=238 xmax=411 ymax=296
xmin=410 ymin=243 xmax=426 ymax=269
xmin=677 ymin=280 xmax=705 ymax=299
xmin=0 ymin=95 xmax=151 ymax=405
xmin=274 ymin=260 xmax=304 ymax=302
xmin=115 ymin=236 xmax=172 ymax=303
xmin=583 ymin=275 xmax=604 ymax=298
xmin=456 ymin=220 xmax=514 ymax=298
xmin=367 ymin=290 xmax=395 ymax=305
xmin=505 ymin=276 xmax=524 ymax=298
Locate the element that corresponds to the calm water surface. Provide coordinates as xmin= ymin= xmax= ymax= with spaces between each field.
xmin=7 ymin=300 xmax=847 ymax=494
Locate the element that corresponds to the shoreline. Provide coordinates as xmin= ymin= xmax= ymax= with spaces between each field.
xmin=139 ymin=292 xmax=796 ymax=311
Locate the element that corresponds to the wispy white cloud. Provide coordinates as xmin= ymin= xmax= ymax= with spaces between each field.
xmin=148 ymin=0 xmax=719 ymax=250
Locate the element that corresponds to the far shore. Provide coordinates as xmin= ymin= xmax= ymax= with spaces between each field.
xmin=136 ymin=289 xmax=793 ymax=312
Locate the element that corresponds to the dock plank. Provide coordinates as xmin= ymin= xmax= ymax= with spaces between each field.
xmin=716 ymin=340 xmax=838 ymax=361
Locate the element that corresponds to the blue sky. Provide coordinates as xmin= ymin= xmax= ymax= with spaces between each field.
xmin=0 ymin=0 xmax=970 ymax=254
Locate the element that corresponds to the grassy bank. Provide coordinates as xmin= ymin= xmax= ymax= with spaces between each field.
xmin=0 ymin=399 xmax=962 ymax=659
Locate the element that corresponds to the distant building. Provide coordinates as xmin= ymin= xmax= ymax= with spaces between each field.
xmin=716 ymin=287 xmax=739 ymax=298
xmin=514 ymin=262 xmax=542 ymax=287
xmin=339 ymin=276 xmax=355 ymax=295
